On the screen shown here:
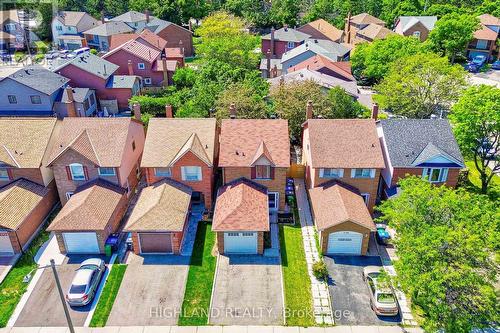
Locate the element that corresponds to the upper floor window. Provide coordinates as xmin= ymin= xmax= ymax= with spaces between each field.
xmin=351 ymin=168 xmax=375 ymax=178
xmin=5 ymin=23 xmax=16 ymax=31
xmin=56 ymin=25 xmax=63 ymax=31
xmin=0 ymin=167 xmax=10 ymax=180
xmin=30 ymin=95 xmax=41 ymax=104
xmin=137 ymin=63 xmax=145 ymax=70
xmin=287 ymin=41 xmax=295 ymax=49
xmin=8 ymin=95 xmax=17 ymax=104
xmin=154 ymin=167 xmax=172 ymax=177
xmin=476 ymin=39 xmax=488 ymax=50
xmin=69 ymin=163 xmax=85 ymax=181
xmin=361 ymin=193 xmax=370 ymax=205
xmin=98 ymin=167 xmax=116 ymax=176
xmin=320 ymin=168 xmax=344 ymax=178
xmin=255 ymin=165 xmax=271 ymax=179
xmin=412 ymin=31 xmax=421 ymax=39
xmin=422 ymin=168 xmax=448 ymax=183
xmin=181 ymin=166 xmax=202 ymax=181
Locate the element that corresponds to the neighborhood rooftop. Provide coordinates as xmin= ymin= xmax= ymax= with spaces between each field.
xmin=262 ymin=27 xmax=310 ymax=42
xmin=7 ymin=66 xmax=69 ymax=96
xmin=53 ymin=53 xmax=119 ymax=80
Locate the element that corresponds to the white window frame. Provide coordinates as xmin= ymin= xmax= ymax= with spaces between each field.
xmin=144 ymin=77 xmax=152 ymax=85
xmin=8 ymin=95 xmax=17 ymax=104
xmin=69 ymin=163 xmax=85 ymax=181
xmin=255 ymin=165 xmax=271 ymax=179
xmin=287 ymin=41 xmax=295 ymax=49
xmin=319 ymin=168 xmax=344 ymax=178
xmin=0 ymin=167 xmax=9 ymax=180
xmin=98 ymin=167 xmax=116 ymax=176
xmin=30 ymin=95 xmax=42 ymax=104
xmin=413 ymin=31 xmax=421 ymax=38
xmin=137 ymin=63 xmax=145 ymax=69
xmin=181 ymin=166 xmax=202 ymax=181
xmin=422 ymin=168 xmax=448 ymax=183
xmin=5 ymin=23 xmax=16 ymax=31
xmin=65 ymin=192 xmax=74 ymax=200
xmin=268 ymin=192 xmax=279 ymax=211
xmin=154 ymin=167 xmax=172 ymax=177
xmin=360 ymin=193 xmax=370 ymax=206
xmin=351 ymin=168 xmax=375 ymax=179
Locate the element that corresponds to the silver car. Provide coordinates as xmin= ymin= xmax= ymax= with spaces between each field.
xmin=66 ymin=258 xmax=105 ymax=307
xmin=363 ymin=266 xmax=399 ymax=316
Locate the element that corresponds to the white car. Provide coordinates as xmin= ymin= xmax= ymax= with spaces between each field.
xmin=66 ymin=258 xmax=105 ymax=307
xmin=363 ymin=266 xmax=399 ymax=316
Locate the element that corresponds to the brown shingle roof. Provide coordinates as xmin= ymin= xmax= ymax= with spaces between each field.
xmin=109 ymin=30 xmax=169 ymax=51
xmin=47 ymin=179 xmax=126 ymax=231
xmin=141 ymin=118 xmax=216 ymax=168
xmin=309 ymin=180 xmax=375 ymax=231
xmin=288 ymin=55 xmax=354 ymax=81
xmin=109 ymin=33 xmax=139 ymax=50
xmin=473 ymin=24 xmax=498 ymax=40
xmin=103 ymin=39 xmax=161 ymax=63
xmin=212 ymin=178 xmax=269 ymax=232
xmin=479 ymin=14 xmax=500 ymax=26
xmin=306 ymin=119 xmax=385 ymax=168
xmin=219 ymin=119 xmax=290 ymax=168
xmin=0 ymin=179 xmax=49 ymax=230
xmin=48 ymin=118 xmax=140 ymax=167
xmin=124 ymin=178 xmax=192 ymax=232
xmin=299 ymin=19 xmax=344 ymax=42
xmin=0 ymin=118 xmax=58 ymax=168
xmin=350 ymin=13 xmax=385 ymax=26
xmin=356 ymin=24 xmax=394 ymax=40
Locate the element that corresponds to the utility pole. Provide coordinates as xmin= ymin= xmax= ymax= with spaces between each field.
xmin=50 ymin=259 xmax=75 ymax=333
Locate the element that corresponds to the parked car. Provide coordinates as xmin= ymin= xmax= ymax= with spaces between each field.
xmin=375 ymin=224 xmax=391 ymax=245
xmin=363 ymin=266 xmax=399 ymax=316
xmin=45 ymin=51 xmax=59 ymax=60
xmin=58 ymin=50 xmax=69 ymax=59
xmin=66 ymin=258 xmax=105 ymax=307
xmin=471 ymin=55 xmax=487 ymax=67
xmin=467 ymin=63 xmax=480 ymax=73
xmin=67 ymin=47 xmax=90 ymax=59
xmin=492 ymin=60 xmax=500 ymax=70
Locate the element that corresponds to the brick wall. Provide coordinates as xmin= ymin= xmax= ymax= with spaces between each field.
xmin=402 ymin=21 xmax=429 ymax=41
xmin=391 ymin=167 xmax=461 ymax=188
xmin=0 ymin=168 xmax=45 ymax=187
xmin=318 ymin=222 xmax=371 ymax=255
xmin=216 ymin=231 xmax=264 ymax=255
xmin=261 ymin=40 xmax=300 ymax=58
xmin=156 ymin=25 xmax=193 ymax=57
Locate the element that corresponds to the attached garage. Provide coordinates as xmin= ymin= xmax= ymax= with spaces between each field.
xmin=327 ymin=231 xmax=363 ymax=255
xmin=223 ymin=232 xmax=258 ymax=254
xmin=138 ymin=233 xmax=173 ymax=254
xmin=0 ymin=233 xmax=14 ymax=255
xmin=62 ymin=232 xmax=100 ymax=254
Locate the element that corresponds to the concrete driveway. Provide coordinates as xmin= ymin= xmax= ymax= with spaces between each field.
xmin=209 ymin=255 xmax=284 ymax=325
xmin=325 ymin=255 xmax=402 ymax=325
xmin=106 ymin=254 xmax=190 ymax=326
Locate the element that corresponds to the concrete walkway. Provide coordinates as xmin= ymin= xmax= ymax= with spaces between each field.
xmin=180 ymin=205 xmax=204 ymax=256
xmin=294 ymin=178 xmax=334 ymax=325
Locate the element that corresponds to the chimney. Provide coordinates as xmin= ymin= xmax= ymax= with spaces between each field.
xmin=306 ymin=100 xmax=313 ymax=120
xmin=266 ymin=50 xmax=271 ymax=78
xmin=371 ymin=103 xmax=379 ymax=121
xmin=133 ymin=103 xmax=141 ymax=121
xmin=270 ymin=27 xmax=275 ymax=58
xmin=346 ymin=12 xmax=352 ymax=44
xmin=162 ymin=57 xmax=169 ymax=87
xmin=145 ymin=10 xmax=150 ymax=23
xmin=65 ymin=86 xmax=77 ymax=117
xmin=229 ymin=103 xmax=236 ymax=119
xmin=165 ymin=104 xmax=173 ymax=118
xmin=127 ymin=60 xmax=134 ymax=75
xmin=101 ymin=10 xmax=105 ymax=24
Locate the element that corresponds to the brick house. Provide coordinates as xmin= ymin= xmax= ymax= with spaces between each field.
xmin=344 ymin=13 xmax=386 ymax=45
xmin=45 ymin=117 xmax=145 ymax=254
xmin=83 ymin=21 xmax=134 ymax=51
xmin=261 ymin=26 xmax=310 ymax=58
xmin=124 ymin=178 xmax=192 ymax=254
xmin=377 ymin=119 xmax=465 ymax=198
xmin=213 ymin=177 xmax=269 ymax=255
xmin=140 ymin=116 xmax=218 ymax=209
xmin=287 ymin=55 xmax=355 ymax=81
xmin=298 ymin=19 xmax=344 ymax=43
xmin=394 ymin=16 xmax=437 ymax=41
xmin=143 ymin=18 xmax=194 ymax=57
xmin=466 ymin=14 xmax=500 ymax=60
xmin=0 ymin=118 xmax=60 ymax=255
xmin=219 ymin=118 xmax=290 ymax=212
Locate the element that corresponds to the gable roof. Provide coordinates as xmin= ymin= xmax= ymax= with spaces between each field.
xmin=250 ymin=141 xmax=275 ymax=166
xmin=7 ymin=66 xmax=69 ymax=96
xmin=0 ymin=178 xmax=50 ymax=230
xmin=219 ymin=119 xmax=290 ymax=168
xmin=306 ymin=119 xmax=385 ymax=168
xmin=479 ymin=14 xmax=500 ymax=26
xmin=141 ymin=118 xmax=217 ymax=168
xmin=111 ymin=11 xmax=148 ymax=23
xmin=288 ymin=55 xmax=355 ymax=81
xmin=47 ymin=179 xmax=126 ymax=231
xmin=379 ymin=119 xmax=464 ymax=168
xmin=53 ymin=53 xmax=118 ymax=80
xmin=47 ymin=118 xmax=141 ymax=167
xmin=142 ymin=18 xmax=192 ymax=35
xmin=474 ymin=24 xmax=498 ymax=40
xmin=309 ymin=180 xmax=375 ymax=231
xmin=0 ymin=118 xmax=58 ymax=168
xmin=281 ymin=39 xmax=351 ymax=63
xmin=262 ymin=27 xmax=310 ymax=42
xmin=350 ymin=13 xmax=385 ymax=26
xmin=124 ymin=178 xmax=192 ymax=232
xmin=212 ymin=178 xmax=269 ymax=232
xmin=109 ymin=29 xmax=168 ymax=51
xmin=357 ymin=23 xmax=394 ymax=40
xmin=83 ymin=21 xmax=133 ymax=36
xmin=54 ymin=11 xmax=100 ymax=31
xmin=0 ymin=10 xmax=20 ymax=24
xmin=397 ymin=16 xmax=437 ymax=32
xmin=299 ymin=19 xmax=344 ymax=42
xmin=103 ymin=39 xmax=161 ymax=63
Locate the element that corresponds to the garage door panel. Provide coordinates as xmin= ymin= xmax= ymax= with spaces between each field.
xmin=63 ymin=232 xmax=100 ymax=254
xmin=327 ymin=231 xmax=363 ymax=255
xmin=224 ymin=232 xmax=257 ymax=254
xmin=139 ymin=233 xmax=173 ymax=253
xmin=0 ymin=234 xmax=14 ymax=255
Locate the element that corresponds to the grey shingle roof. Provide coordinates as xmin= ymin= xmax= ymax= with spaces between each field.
xmin=53 ymin=54 xmax=119 ymax=80
xmin=141 ymin=18 xmax=191 ymax=35
xmin=399 ymin=16 xmax=437 ymax=32
xmin=106 ymin=75 xmax=139 ymax=88
xmin=111 ymin=11 xmax=148 ymax=23
xmin=8 ymin=66 xmax=69 ymax=95
xmin=59 ymin=87 xmax=91 ymax=103
xmin=83 ymin=21 xmax=133 ymax=36
xmin=281 ymin=39 xmax=350 ymax=63
xmin=262 ymin=27 xmax=310 ymax=42
xmin=380 ymin=119 xmax=464 ymax=168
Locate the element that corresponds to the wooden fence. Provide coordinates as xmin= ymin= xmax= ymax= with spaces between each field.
xmin=288 ymin=163 xmax=305 ymax=179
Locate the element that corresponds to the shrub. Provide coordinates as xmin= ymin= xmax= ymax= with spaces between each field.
xmin=128 ymin=95 xmax=173 ymax=116
xmin=312 ymin=260 xmax=329 ymax=281
xmin=90 ymin=48 xmax=98 ymax=55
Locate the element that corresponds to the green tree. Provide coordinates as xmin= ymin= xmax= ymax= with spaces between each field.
xmin=377 ymin=177 xmax=499 ymax=333
xmin=374 ymin=53 xmax=467 ymax=118
xmin=268 ymin=0 xmax=301 ymax=27
xmin=215 ymin=81 xmax=269 ymax=120
xmin=427 ymin=13 xmax=479 ymax=63
xmin=224 ymin=0 xmax=271 ymax=27
xmin=327 ymin=87 xmax=368 ymax=118
xmin=351 ymin=34 xmax=423 ymax=85
xmin=449 ymin=85 xmax=500 ymax=193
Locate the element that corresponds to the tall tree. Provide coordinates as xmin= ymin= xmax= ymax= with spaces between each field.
xmin=449 ymin=85 xmax=500 ymax=193
xmin=327 ymin=87 xmax=368 ymax=118
xmin=215 ymin=81 xmax=269 ymax=120
xmin=374 ymin=53 xmax=467 ymax=118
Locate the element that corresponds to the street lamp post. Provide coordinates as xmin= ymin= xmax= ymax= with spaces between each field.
xmin=50 ymin=259 xmax=75 ymax=333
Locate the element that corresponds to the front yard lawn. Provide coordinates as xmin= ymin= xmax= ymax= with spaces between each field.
xmin=89 ymin=264 xmax=127 ymax=327
xmin=178 ymin=221 xmax=216 ymax=326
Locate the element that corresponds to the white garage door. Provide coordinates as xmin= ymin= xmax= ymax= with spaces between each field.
xmin=0 ymin=233 xmax=14 ymax=256
xmin=63 ymin=232 xmax=100 ymax=254
xmin=224 ymin=232 xmax=257 ymax=254
xmin=327 ymin=231 xmax=363 ymax=255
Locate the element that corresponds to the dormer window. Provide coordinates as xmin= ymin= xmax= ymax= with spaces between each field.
xmin=69 ymin=163 xmax=86 ymax=181
xmin=255 ymin=165 xmax=271 ymax=179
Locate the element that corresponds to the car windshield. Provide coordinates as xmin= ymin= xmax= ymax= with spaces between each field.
xmin=80 ymin=264 xmax=98 ymax=270
xmin=377 ymin=292 xmax=396 ymax=304
xmin=69 ymin=284 xmax=87 ymax=294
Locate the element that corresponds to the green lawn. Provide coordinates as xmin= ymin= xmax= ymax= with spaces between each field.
xmin=464 ymin=160 xmax=500 ymax=201
xmin=89 ymin=264 xmax=127 ymax=327
xmin=279 ymin=202 xmax=315 ymax=327
xmin=178 ymin=221 xmax=216 ymax=326
xmin=0 ymin=207 xmax=58 ymax=327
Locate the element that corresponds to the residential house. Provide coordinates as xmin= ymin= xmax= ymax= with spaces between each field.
xmin=141 ymin=116 xmax=218 ymax=209
xmin=53 ymin=53 xmax=141 ymax=112
xmin=467 ymin=14 xmax=500 ymax=60
xmin=111 ymin=10 xmax=151 ymax=31
xmin=262 ymin=26 xmax=310 ymax=58
xmin=51 ymin=11 xmax=100 ymax=50
xmin=355 ymin=24 xmax=394 ymax=43
xmin=0 ymin=10 xmax=26 ymax=50
xmin=377 ymin=119 xmax=465 ymax=198
xmin=46 ymin=117 xmax=145 ymax=254
xmin=281 ymin=39 xmax=351 ymax=74
xmin=142 ymin=18 xmax=194 ymax=57
xmin=53 ymin=87 xmax=98 ymax=117
xmin=394 ymin=16 xmax=437 ymax=41
xmin=298 ymin=19 xmax=344 ymax=43
xmin=288 ymin=54 xmax=354 ymax=81
xmin=213 ymin=177 xmax=269 ymax=255
xmin=0 ymin=118 xmax=60 ymax=255
xmin=219 ymin=118 xmax=290 ymax=212
xmin=83 ymin=21 xmax=134 ymax=51
xmin=344 ymin=13 xmax=386 ymax=45
xmin=124 ymin=178 xmax=192 ymax=254
xmin=102 ymin=39 xmax=177 ymax=87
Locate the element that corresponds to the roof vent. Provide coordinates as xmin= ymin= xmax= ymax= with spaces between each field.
xmin=235 ymin=150 xmax=239 ymax=155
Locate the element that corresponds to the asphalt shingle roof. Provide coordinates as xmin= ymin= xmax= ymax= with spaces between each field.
xmin=281 ymin=39 xmax=351 ymax=63
xmin=111 ymin=11 xmax=148 ymax=23
xmin=106 ymin=75 xmax=140 ymax=88
xmin=398 ymin=16 xmax=437 ymax=32
xmin=53 ymin=53 xmax=119 ymax=80
xmin=7 ymin=66 xmax=69 ymax=95
xmin=262 ymin=27 xmax=310 ymax=42
xmin=83 ymin=21 xmax=133 ymax=36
